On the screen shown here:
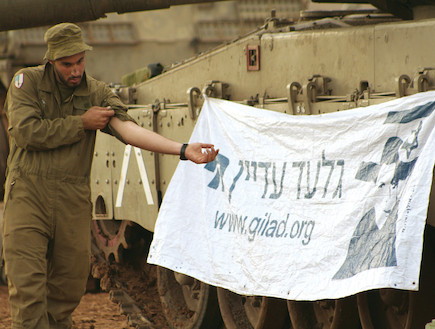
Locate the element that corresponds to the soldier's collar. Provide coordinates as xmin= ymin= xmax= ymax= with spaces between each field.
xmin=39 ymin=63 xmax=55 ymax=93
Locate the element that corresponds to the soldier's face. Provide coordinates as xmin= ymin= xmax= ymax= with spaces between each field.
xmin=50 ymin=52 xmax=86 ymax=88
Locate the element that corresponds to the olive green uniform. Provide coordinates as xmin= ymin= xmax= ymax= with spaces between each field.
xmin=2 ymin=63 xmax=134 ymax=328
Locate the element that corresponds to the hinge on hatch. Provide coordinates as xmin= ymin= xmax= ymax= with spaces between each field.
xmin=202 ymin=80 xmax=230 ymax=99
xmin=395 ymin=68 xmax=435 ymax=97
xmin=187 ymin=87 xmax=202 ymax=120
xmin=187 ymin=81 xmax=230 ymax=120
xmin=287 ymin=75 xmax=331 ymax=115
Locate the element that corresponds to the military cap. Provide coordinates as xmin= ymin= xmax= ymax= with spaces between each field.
xmin=44 ymin=23 xmax=92 ymax=61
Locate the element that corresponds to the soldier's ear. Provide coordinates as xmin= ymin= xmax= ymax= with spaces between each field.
xmin=48 ymin=60 xmax=54 ymax=65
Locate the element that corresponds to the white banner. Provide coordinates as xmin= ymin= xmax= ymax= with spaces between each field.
xmin=148 ymin=92 xmax=435 ymax=301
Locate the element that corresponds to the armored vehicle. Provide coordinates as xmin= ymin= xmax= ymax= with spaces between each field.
xmin=1 ymin=0 xmax=435 ymax=328
xmin=89 ymin=0 xmax=435 ymax=328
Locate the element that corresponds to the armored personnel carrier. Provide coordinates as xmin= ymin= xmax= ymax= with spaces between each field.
xmin=1 ymin=0 xmax=435 ymax=328
xmin=88 ymin=1 xmax=435 ymax=328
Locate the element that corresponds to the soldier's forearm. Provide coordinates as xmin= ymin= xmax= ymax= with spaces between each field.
xmin=109 ymin=117 xmax=182 ymax=155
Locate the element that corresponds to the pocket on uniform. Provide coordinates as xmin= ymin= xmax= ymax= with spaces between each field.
xmin=73 ymin=97 xmax=92 ymax=115
xmin=73 ymin=107 xmax=87 ymax=115
xmin=3 ymin=175 xmax=16 ymax=212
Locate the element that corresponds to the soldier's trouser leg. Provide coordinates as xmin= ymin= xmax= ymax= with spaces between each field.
xmin=3 ymin=175 xmax=52 ymax=329
xmin=46 ymin=181 xmax=92 ymax=329
xmin=2 ymin=174 xmax=92 ymax=329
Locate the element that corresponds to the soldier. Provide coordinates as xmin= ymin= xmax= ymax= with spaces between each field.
xmin=2 ymin=23 xmax=218 ymax=329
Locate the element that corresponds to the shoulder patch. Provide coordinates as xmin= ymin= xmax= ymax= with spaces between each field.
xmin=14 ymin=73 xmax=24 ymax=88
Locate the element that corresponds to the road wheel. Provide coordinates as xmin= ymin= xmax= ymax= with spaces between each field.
xmin=91 ymin=219 xmax=130 ymax=263
xmin=217 ymin=288 xmax=289 ymax=329
xmin=157 ymin=267 xmax=222 ymax=329
xmin=357 ymin=225 xmax=435 ymax=329
xmin=288 ymin=296 xmax=360 ymax=329
xmin=357 ymin=289 xmax=413 ymax=329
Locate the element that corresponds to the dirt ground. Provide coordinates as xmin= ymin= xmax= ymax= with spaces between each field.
xmin=93 ymin=259 xmax=171 ymax=329
xmin=0 ymin=285 xmax=131 ymax=328
xmin=0 ymin=264 xmax=169 ymax=329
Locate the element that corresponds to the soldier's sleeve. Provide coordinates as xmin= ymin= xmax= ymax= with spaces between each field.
xmin=99 ymin=84 xmax=137 ymax=143
xmin=6 ymin=70 xmax=85 ymax=151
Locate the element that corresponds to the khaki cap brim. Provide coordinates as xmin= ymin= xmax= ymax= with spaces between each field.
xmin=44 ymin=43 xmax=93 ymax=61
xmin=44 ymin=23 xmax=93 ymax=61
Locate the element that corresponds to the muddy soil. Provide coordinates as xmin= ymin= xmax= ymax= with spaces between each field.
xmin=0 ymin=285 xmax=131 ymax=328
xmin=0 ymin=263 xmax=170 ymax=329
xmin=92 ymin=258 xmax=171 ymax=329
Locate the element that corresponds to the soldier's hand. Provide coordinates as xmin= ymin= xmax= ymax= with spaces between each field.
xmin=185 ymin=143 xmax=219 ymax=164
xmin=81 ymin=106 xmax=115 ymax=130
